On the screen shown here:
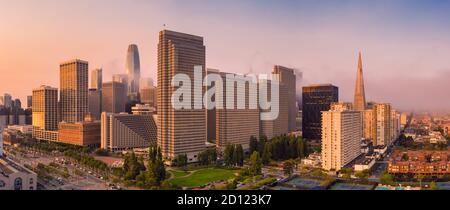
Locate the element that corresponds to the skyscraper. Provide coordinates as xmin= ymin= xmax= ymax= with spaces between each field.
xmin=60 ymin=59 xmax=89 ymax=123
xmin=259 ymin=79 xmax=289 ymax=139
xmin=27 ymin=96 xmax=32 ymax=108
xmin=374 ymin=103 xmax=392 ymax=146
xmin=273 ymin=65 xmax=297 ymax=132
xmin=3 ymin=94 xmax=12 ymax=109
xmin=32 ymin=86 xmax=59 ymax=142
xmin=91 ymin=68 xmax=103 ymax=91
xmin=214 ymin=70 xmax=260 ymax=150
xmin=321 ymin=103 xmax=362 ymax=171
xmin=102 ymin=82 xmax=126 ymax=114
xmin=126 ymin=44 xmax=141 ymax=101
xmin=302 ymin=84 xmax=339 ymax=140
xmin=353 ymin=52 xmax=367 ymax=111
xmin=88 ymin=88 xmax=101 ymax=120
xmin=158 ymin=30 xmax=206 ymax=162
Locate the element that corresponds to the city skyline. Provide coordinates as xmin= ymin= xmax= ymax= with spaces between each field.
xmin=2 ymin=0 xmax=450 ymax=111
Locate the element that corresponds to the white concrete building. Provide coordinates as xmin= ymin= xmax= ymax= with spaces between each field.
xmin=321 ymin=103 xmax=362 ymax=171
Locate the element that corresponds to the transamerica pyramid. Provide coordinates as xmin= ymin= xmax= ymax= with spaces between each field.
xmin=353 ymin=52 xmax=367 ymax=111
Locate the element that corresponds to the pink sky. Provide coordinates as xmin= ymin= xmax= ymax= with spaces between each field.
xmin=1 ymin=0 xmax=450 ymax=112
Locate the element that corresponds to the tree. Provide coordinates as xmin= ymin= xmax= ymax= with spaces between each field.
xmin=258 ymin=136 xmax=267 ymax=154
xmin=147 ymin=146 xmax=166 ymax=186
xmin=235 ymin=144 xmax=244 ymax=166
xmin=224 ymin=144 xmax=235 ymax=166
xmin=283 ymin=161 xmax=294 ymax=176
xmin=249 ymin=136 xmax=258 ymax=155
xmin=261 ymin=143 xmax=272 ymax=165
xmin=123 ymin=152 xmax=145 ymax=180
xmin=175 ymin=154 xmax=188 ymax=169
xmin=297 ymin=138 xmax=305 ymax=159
xmin=249 ymin=151 xmax=262 ymax=176
xmin=380 ymin=172 xmax=395 ymax=186
xmin=429 ymin=181 xmax=438 ymax=190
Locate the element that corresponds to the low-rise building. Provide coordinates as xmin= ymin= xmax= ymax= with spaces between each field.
xmin=0 ymin=143 xmax=37 ymax=190
xmin=388 ymin=150 xmax=450 ymax=175
xmin=101 ymin=112 xmax=157 ymax=152
xmin=354 ymin=157 xmax=376 ymax=172
xmin=58 ymin=117 xmax=101 ymax=147
xmin=6 ymin=125 xmax=33 ymax=135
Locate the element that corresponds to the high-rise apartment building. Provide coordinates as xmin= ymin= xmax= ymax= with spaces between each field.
xmin=60 ymin=59 xmax=89 ymax=123
xmin=373 ymin=103 xmax=392 ymax=146
xmin=32 ymin=86 xmax=59 ymax=142
xmin=321 ymin=103 xmax=362 ymax=171
xmin=102 ymin=82 xmax=126 ymax=114
xmin=158 ymin=30 xmax=206 ymax=162
xmin=101 ymin=112 xmax=157 ymax=151
xmin=273 ymin=65 xmax=297 ymax=132
xmin=302 ymin=84 xmax=339 ymax=140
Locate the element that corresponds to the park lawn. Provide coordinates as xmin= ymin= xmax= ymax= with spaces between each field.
xmin=169 ymin=168 xmax=238 ymax=188
xmin=168 ymin=170 xmax=191 ymax=179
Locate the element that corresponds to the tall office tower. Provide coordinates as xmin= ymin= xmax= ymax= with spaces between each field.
xmin=273 ymin=65 xmax=296 ymax=132
xmin=102 ymin=82 xmax=126 ymax=113
xmin=27 ymin=96 xmax=32 ymax=108
xmin=140 ymin=86 xmax=157 ymax=107
xmin=60 ymin=59 xmax=89 ymax=123
xmin=13 ymin=99 xmax=21 ymax=109
xmin=214 ymin=71 xmax=260 ymax=149
xmin=373 ymin=103 xmax=392 ymax=146
xmin=206 ymin=68 xmax=219 ymax=143
xmin=302 ymin=84 xmax=339 ymax=140
xmin=140 ymin=77 xmax=154 ymax=89
xmin=259 ymin=79 xmax=289 ymax=139
xmin=126 ymin=44 xmax=141 ymax=101
xmin=113 ymin=74 xmax=128 ymax=85
xmin=88 ymin=88 xmax=101 ymax=120
xmin=91 ymin=68 xmax=103 ymax=91
xmin=321 ymin=103 xmax=362 ymax=171
xmin=353 ymin=52 xmax=367 ymax=111
xmin=32 ymin=86 xmax=59 ymax=141
xmin=158 ymin=30 xmax=206 ymax=162
xmin=295 ymin=69 xmax=303 ymax=111
xmin=101 ymin=112 xmax=157 ymax=151
xmin=3 ymin=94 xmax=12 ymax=109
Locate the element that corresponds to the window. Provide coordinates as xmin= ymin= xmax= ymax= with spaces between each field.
xmin=0 ymin=180 xmax=5 ymax=188
xmin=14 ymin=178 xmax=23 ymax=190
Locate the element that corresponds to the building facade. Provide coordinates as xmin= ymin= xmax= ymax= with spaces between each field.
xmin=214 ymin=71 xmax=260 ymax=149
xmin=101 ymin=112 xmax=157 ymax=151
xmin=126 ymin=44 xmax=141 ymax=101
xmin=321 ymin=103 xmax=362 ymax=171
xmin=302 ymin=84 xmax=339 ymax=140
xmin=157 ymin=30 xmax=206 ymax=162
xmin=273 ymin=65 xmax=297 ymax=132
xmin=58 ymin=116 xmax=100 ymax=147
xmin=60 ymin=59 xmax=89 ymax=123
xmin=102 ymin=82 xmax=126 ymax=114
xmin=32 ymin=86 xmax=59 ymax=142
xmin=88 ymin=88 xmax=101 ymax=120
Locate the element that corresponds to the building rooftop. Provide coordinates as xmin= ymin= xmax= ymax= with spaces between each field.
xmin=0 ymin=156 xmax=35 ymax=177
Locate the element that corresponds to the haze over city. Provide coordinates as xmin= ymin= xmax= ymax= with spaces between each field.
xmin=1 ymin=0 xmax=450 ymax=111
